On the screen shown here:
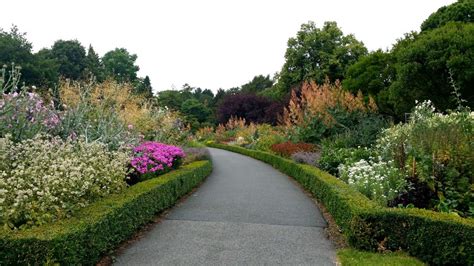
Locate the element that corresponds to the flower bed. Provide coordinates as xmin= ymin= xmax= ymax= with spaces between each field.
xmin=208 ymin=143 xmax=474 ymax=265
xmin=0 ymin=160 xmax=212 ymax=265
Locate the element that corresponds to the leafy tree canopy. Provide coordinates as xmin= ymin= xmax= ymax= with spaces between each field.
xmin=51 ymin=40 xmax=87 ymax=80
xmin=84 ymin=45 xmax=104 ymax=81
xmin=241 ymin=74 xmax=274 ymax=93
xmin=388 ymin=22 xmax=474 ymax=116
xmin=421 ymin=0 xmax=474 ymax=32
xmin=274 ymin=21 xmax=367 ymax=98
xmin=102 ymin=48 xmax=140 ymax=82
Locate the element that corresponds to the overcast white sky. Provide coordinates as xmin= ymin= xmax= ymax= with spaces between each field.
xmin=1 ymin=0 xmax=456 ymax=93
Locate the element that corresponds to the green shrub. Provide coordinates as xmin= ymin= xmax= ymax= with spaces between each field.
xmin=0 ymin=160 xmax=212 ymax=265
xmin=208 ymin=143 xmax=474 ymax=265
xmin=319 ymin=145 xmax=373 ymax=175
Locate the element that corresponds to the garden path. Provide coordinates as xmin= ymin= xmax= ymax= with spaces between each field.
xmin=114 ymin=148 xmax=336 ymax=265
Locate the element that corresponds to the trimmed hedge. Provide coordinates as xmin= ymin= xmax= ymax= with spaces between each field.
xmin=208 ymin=143 xmax=474 ymax=265
xmin=0 ymin=160 xmax=212 ymax=265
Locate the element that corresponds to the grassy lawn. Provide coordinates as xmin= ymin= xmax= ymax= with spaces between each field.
xmin=337 ymin=249 xmax=425 ymax=266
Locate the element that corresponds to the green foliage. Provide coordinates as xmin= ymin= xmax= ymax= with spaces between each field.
xmin=421 ymin=0 xmax=474 ymax=31
xmin=319 ymin=145 xmax=373 ymax=175
xmin=342 ymin=50 xmax=396 ymax=114
xmin=337 ymin=249 xmax=424 ymax=266
xmin=84 ymin=45 xmax=104 ymax=82
xmin=157 ymin=84 xmax=216 ymax=128
xmin=253 ymin=124 xmax=286 ymax=151
xmin=0 ymin=160 xmax=212 ymax=265
xmin=181 ymin=98 xmax=212 ymax=128
xmin=51 ymin=40 xmax=87 ymax=80
xmin=241 ymin=74 xmax=274 ymax=94
xmin=134 ymin=75 xmax=153 ymax=98
xmin=102 ymin=48 xmax=140 ymax=83
xmin=388 ymin=22 xmax=474 ymax=116
xmin=274 ymin=21 xmax=367 ymax=97
xmin=208 ymin=144 xmax=474 ymax=265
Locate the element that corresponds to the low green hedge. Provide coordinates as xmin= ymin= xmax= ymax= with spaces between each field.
xmin=208 ymin=144 xmax=474 ymax=265
xmin=0 ymin=160 xmax=212 ymax=265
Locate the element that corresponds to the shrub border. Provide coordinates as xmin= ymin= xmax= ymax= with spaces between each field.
xmin=0 ymin=160 xmax=212 ymax=265
xmin=208 ymin=143 xmax=474 ymax=265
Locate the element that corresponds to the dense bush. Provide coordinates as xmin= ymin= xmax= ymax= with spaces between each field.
xmin=0 ymin=135 xmax=129 ymax=229
xmin=209 ymin=144 xmax=474 ymax=265
xmin=319 ymin=145 xmax=373 ymax=175
xmin=270 ymin=141 xmax=316 ymax=157
xmin=376 ymin=101 xmax=473 ymax=216
xmin=253 ymin=124 xmax=287 ymax=151
xmin=0 ymin=160 xmax=212 ymax=265
xmin=217 ymin=93 xmax=282 ymax=125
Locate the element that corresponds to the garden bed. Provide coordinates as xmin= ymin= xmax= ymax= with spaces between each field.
xmin=0 ymin=160 xmax=212 ymax=265
xmin=208 ymin=143 xmax=474 ymax=265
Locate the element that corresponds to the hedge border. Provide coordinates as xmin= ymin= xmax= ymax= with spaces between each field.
xmin=208 ymin=144 xmax=474 ymax=265
xmin=0 ymin=160 xmax=212 ymax=265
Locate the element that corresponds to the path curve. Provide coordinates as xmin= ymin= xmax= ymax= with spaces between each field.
xmin=115 ymin=148 xmax=336 ymax=265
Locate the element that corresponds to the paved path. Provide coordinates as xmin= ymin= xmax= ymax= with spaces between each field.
xmin=115 ymin=148 xmax=336 ymax=265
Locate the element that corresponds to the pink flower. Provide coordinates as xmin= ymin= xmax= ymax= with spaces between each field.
xmin=130 ymin=142 xmax=185 ymax=174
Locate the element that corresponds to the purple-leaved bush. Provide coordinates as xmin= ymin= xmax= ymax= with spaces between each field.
xmin=130 ymin=141 xmax=185 ymax=174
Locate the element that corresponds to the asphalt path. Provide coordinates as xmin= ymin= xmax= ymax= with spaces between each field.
xmin=115 ymin=147 xmax=336 ymax=265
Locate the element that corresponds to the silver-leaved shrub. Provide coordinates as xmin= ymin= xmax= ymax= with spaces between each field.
xmin=0 ymin=135 xmax=130 ymax=229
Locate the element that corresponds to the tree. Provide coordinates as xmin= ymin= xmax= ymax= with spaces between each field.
xmin=274 ymin=21 xmax=367 ymax=98
xmin=31 ymin=48 xmax=59 ymax=88
xmin=343 ymin=50 xmax=395 ymax=96
xmin=84 ymin=45 xmax=104 ymax=81
xmin=388 ymin=22 xmax=474 ymax=116
xmin=0 ymin=26 xmax=39 ymax=87
xmin=102 ymin=48 xmax=140 ymax=82
xmin=342 ymin=50 xmax=396 ymax=114
xmin=181 ymin=98 xmax=212 ymax=124
xmin=241 ymin=74 xmax=274 ymax=93
xmin=217 ymin=93 xmax=277 ymax=124
xmin=135 ymin=75 xmax=153 ymax=97
xmin=51 ymin=40 xmax=87 ymax=80
xmin=421 ymin=0 xmax=474 ymax=32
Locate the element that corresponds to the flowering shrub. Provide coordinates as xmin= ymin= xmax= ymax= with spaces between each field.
xmin=376 ymin=100 xmax=474 ymax=216
xmin=338 ymin=159 xmax=408 ymax=206
xmin=0 ymin=135 xmax=129 ymax=229
xmin=130 ymin=142 xmax=185 ymax=181
xmin=270 ymin=141 xmax=316 ymax=157
xmin=0 ymin=91 xmax=60 ymax=142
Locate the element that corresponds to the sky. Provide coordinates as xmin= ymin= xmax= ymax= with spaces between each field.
xmin=1 ymin=0 xmax=456 ymax=93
